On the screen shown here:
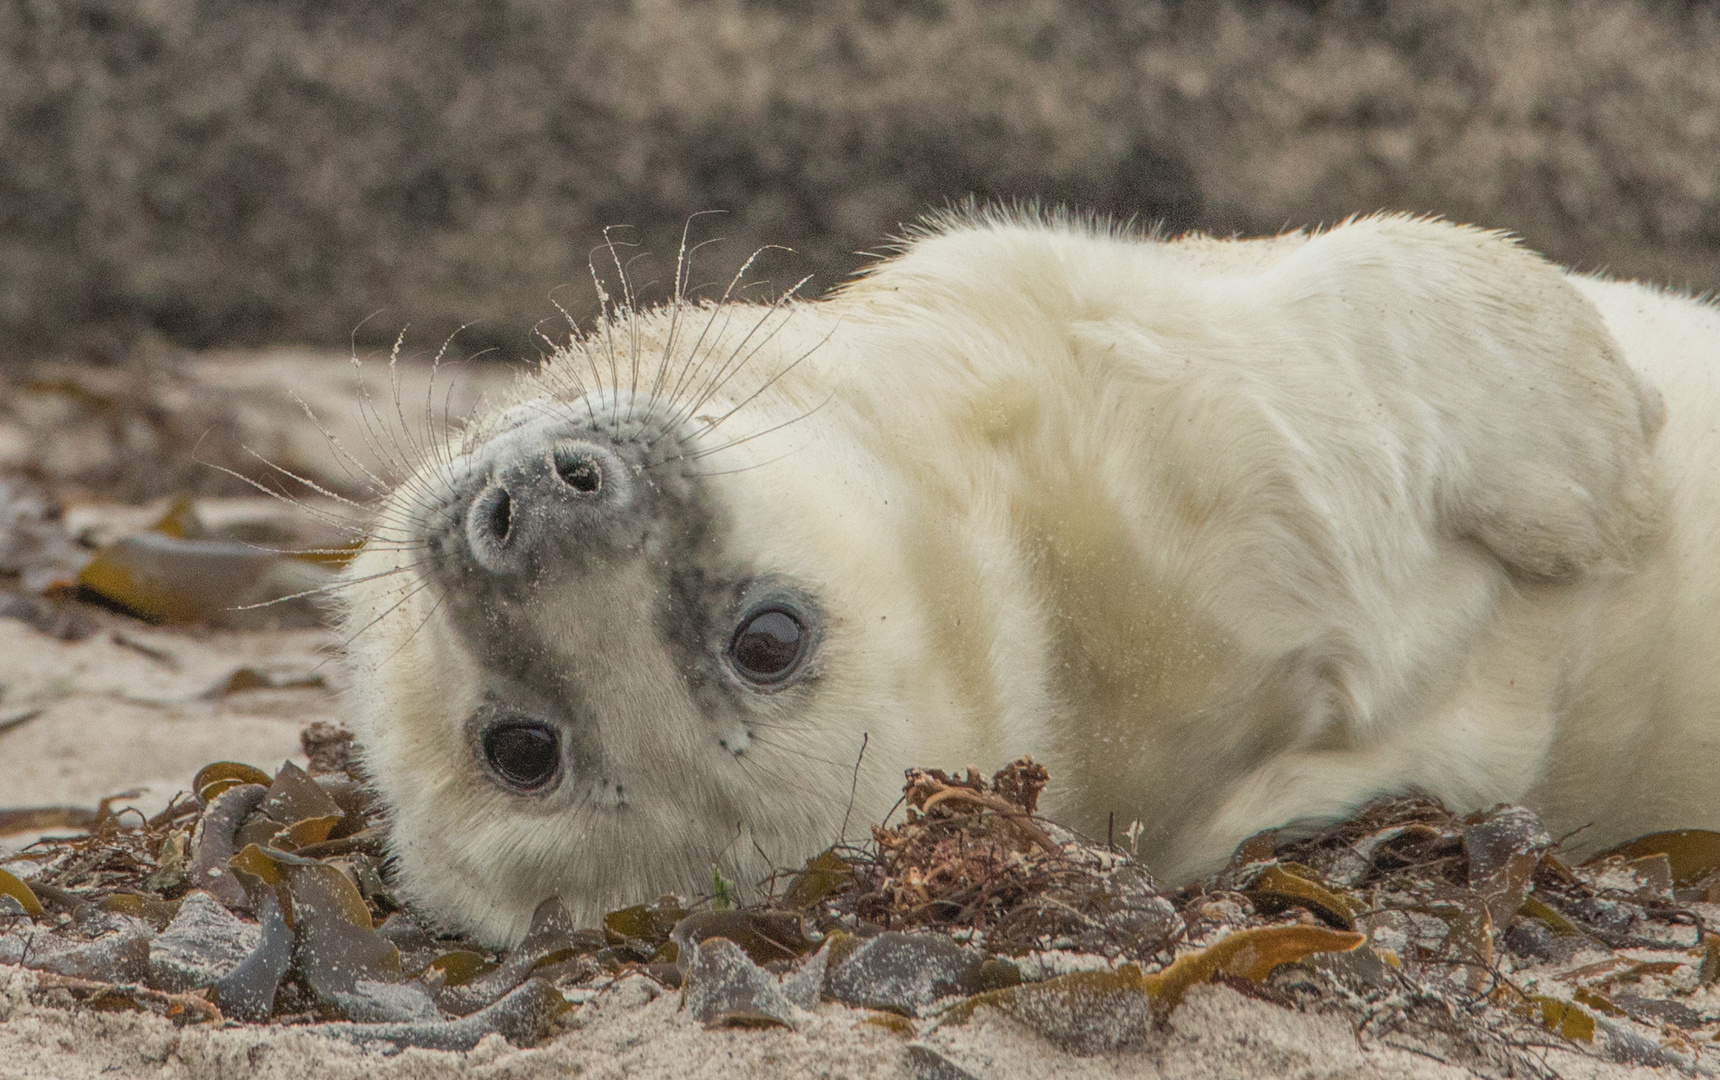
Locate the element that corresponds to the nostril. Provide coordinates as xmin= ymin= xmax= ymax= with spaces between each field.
xmin=554 ymin=450 xmax=603 ymax=494
xmin=487 ymin=487 xmax=513 ymax=541
xmin=469 ymin=485 xmax=514 ymax=555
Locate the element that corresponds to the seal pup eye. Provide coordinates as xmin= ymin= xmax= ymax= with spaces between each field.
xmin=482 ymin=720 xmax=561 ymax=791
xmin=727 ymin=607 xmax=808 ymax=685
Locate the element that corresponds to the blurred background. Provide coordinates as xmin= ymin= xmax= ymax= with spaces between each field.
xmin=4 ymin=0 xmax=1717 ymax=365
xmin=0 ymin=0 xmax=1717 ymax=502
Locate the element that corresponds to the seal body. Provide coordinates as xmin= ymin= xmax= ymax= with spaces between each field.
xmin=341 ymin=212 xmax=1720 ymax=945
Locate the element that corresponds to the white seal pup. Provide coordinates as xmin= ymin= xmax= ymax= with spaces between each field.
xmin=340 ymin=211 xmax=1720 ymax=946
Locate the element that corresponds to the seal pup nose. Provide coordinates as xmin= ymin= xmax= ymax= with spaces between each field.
xmin=458 ymin=436 xmax=639 ymax=576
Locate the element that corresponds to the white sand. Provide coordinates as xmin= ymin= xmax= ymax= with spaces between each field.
xmin=17 ymin=962 xmax=1635 ymax=1080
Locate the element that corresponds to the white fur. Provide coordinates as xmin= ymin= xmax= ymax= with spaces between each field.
xmin=342 ymin=213 xmax=1719 ymax=943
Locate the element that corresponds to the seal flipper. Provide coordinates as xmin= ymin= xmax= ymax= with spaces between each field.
xmin=1263 ymin=215 xmax=1665 ymax=581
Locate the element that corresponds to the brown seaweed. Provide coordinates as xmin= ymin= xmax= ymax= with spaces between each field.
xmin=436 ymin=897 xmax=593 ymax=1016
xmin=209 ymin=891 xmax=294 ymax=1022
xmin=944 ymin=925 xmax=1364 ymax=1054
xmin=13 ymin=739 xmax=1720 ymax=1070
xmin=313 ymin=977 xmax=563 ymax=1052
xmin=187 ymin=782 xmax=267 ymax=909
xmin=0 ymin=866 xmax=45 ymax=916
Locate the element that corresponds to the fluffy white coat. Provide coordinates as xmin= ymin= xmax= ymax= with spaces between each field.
xmin=342 ymin=213 xmax=1720 ymax=944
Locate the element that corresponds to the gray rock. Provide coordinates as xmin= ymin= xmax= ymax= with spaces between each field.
xmin=147 ymin=890 xmax=260 ymax=992
xmin=681 ymin=936 xmax=827 ymax=1029
xmin=825 ymin=932 xmax=985 ymax=1016
xmin=330 ymin=979 xmax=442 ymax=1024
xmin=5 ymin=1 xmax=1718 ymax=378
xmin=316 ymin=977 xmax=557 ymax=1053
xmin=0 ymin=913 xmax=151 ymax=982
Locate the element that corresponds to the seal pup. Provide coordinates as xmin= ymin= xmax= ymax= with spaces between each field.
xmin=339 ymin=211 xmax=1719 ymax=946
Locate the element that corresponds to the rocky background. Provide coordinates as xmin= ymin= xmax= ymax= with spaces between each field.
xmin=2 ymin=0 xmax=1717 ymax=366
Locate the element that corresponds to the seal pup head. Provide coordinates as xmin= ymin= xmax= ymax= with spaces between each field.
xmin=337 ymin=297 xmax=943 ymax=946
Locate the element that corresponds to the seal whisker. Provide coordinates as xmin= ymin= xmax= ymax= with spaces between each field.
xmin=582 ymin=249 xmax=627 ymax=422
xmin=334 ymin=371 xmax=469 ymax=529
xmin=336 ymin=570 xmax=445 ymax=662
xmin=656 ymin=385 xmax=834 ymax=477
xmin=370 ymin=333 xmax=473 ymax=510
xmin=739 ymin=732 xmax=880 ymax=777
xmin=205 ymin=457 xmax=428 ymax=559
xmin=349 ymin=490 xmax=442 ymax=541
xmin=331 ymin=313 xmax=444 ymax=495
xmin=344 ymin=330 xmax=430 ymax=490
xmin=625 ymin=282 xmax=664 ymax=425
xmin=680 ymin=446 xmax=800 ymax=477
xmin=643 ymin=299 xmax=744 ymax=444
xmin=594 ymin=226 xmax=650 ymax=427
xmin=531 ymin=322 xmax=604 ymax=435
xmin=677 ymin=337 xmax=837 ymax=451
xmin=660 ymin=275 xmax=814 ymax=438
xmin=351 ymin=481 xmax=448 ymax=547
xmin=638 ymin=295 xmax=687 ymax=436
xmin=199 ymin=452 xmax=370 ymax=532
xmin=639 ymin=216 xmax=733 ymax=433
xmin=275 ymin=389 xmax=395 ymax=502
xmin=669 ymin=305 xmax=811 ymax=439
xmin=647 ymin=251 xmax=692 ymax=417
xmin=612 ymin=251 xmax=661 ymax=426
xmin=247 ymin=544 xmax=409 ymax=557
xmin=535 ymin=300 xmax=607 ymax=433
xmin=383 ymin=333 xmax=431 ymax=478
xmin=652 ymin=299 xmax=730 ymax=429
xmin=226 ymin=563 xmax=418 ymax=611
xmin=728 ymin=750 xmax=862 ymax=817
xmin=653 ymin=245 xmax=796 ymax=431
xmin=655 ymin=418 xmax=821 ymax=480
xmin=418 ymin=325 xmax=486 ymax=499
xmin=640 ymin=215 xmax=727 ymax=430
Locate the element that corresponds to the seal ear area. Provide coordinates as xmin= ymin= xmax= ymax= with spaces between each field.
xmin=1268 ymin=214 xmax=1667 ymax=580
